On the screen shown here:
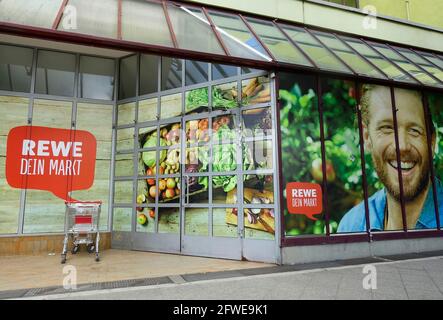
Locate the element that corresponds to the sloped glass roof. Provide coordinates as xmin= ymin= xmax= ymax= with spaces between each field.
xmin=0 ymin=0 xmax=442 ymax=89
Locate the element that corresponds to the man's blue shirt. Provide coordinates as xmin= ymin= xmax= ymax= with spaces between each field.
xmin=338 ymin=180 xmax=443 ymax=232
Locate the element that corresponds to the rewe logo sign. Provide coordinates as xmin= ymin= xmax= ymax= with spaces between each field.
xmin=286 ymin=182 xmax=322 ymax=220
xmin=6 ymin=126 xmax=97 ymax=201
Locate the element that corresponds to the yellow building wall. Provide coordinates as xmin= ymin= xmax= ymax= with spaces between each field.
xmin=359 ymin=0 xmax=443 ymax=29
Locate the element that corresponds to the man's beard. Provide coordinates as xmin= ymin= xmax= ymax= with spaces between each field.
xmin=372 ymin=151 xmax=430 ymax=203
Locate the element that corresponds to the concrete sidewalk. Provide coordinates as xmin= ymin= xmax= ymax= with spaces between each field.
xmin=36 ymin=255 xmax=443 ymax=300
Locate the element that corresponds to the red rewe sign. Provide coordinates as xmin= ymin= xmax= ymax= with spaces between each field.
xmin=6 ymin=126 xmax=97 ymax=201
xmin=286 ymin=182 xmax=322 ymax=220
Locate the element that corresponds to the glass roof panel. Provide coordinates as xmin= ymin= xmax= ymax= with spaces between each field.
xmin=207 ymin=10 xmax=271 ymax=61
xmin=343 ymin=37 xmax=417 ymax=83
xmin=369 ymin=43 xmax=439 ymax=86
xmin=167 ymin=4 xmax=225 ymax=55
xmin=395 ymin=48 xmax=443 ymax=83
xmin=313 ymin=31 xmax=386 ymax=79
xmin=121 ymin=0 xmax=173 ymax=48
xmin=0 ymin=0 xmax=63 ymax=29
xmin=280 ymin=25 xmax=351 ymax=73
xmin=244 ymin=18 xmax=312 ymax=67
xmin=57 ymin=0 xmax=118 ymax=38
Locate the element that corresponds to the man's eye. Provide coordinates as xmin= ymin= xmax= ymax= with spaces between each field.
xmin=409 ymin=128 xmax=422 ymax=136
xmin=379 ymin=126 xmax=393 ymax=133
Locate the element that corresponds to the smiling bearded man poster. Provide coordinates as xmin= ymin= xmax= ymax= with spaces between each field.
xmin=338 ymin=85 xmax=443 ymax=232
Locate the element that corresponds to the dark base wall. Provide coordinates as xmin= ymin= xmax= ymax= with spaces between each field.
xmin=0 ymin=233 xmax=111 ymax=256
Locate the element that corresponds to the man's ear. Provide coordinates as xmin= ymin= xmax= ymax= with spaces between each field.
xmin=363 ymin=123 xmax=372 ymax=152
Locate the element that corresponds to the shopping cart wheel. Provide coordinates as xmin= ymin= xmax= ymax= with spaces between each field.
xmin=95 ymin=255 xmax=100 ymax=262
xmin=61 ymin=254 xmax=67 ymax=264
xmin=71 ymin=245 xmax=80 ymax=254
xmin=87 ymin=244 xmax=95 ymax=254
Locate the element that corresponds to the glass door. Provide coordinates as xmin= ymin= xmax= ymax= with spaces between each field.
xmin=180 ymin=109 xmax=243 ymax=259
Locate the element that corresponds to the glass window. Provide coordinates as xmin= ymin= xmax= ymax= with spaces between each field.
xmin=213 ymin=208 xmax=237 ymax=237
xmin=138 ymin=98 xmax=158 ymax=123
xmin=167 ymin=4 xmax=225 ymax=55
xmin=112 ymin=207 xmax=132 ymax=231
xmin=0 ymin=0 xmax=63 ymax=28
xmin=140 ymin=54 xmax=159 ymax=96
xmin=79 ymin=56 xmax=115 ymax=100
xmin=121 ymin=0 xmax=173 ymax=47
xmin=158 ymin=207 xmax=180 ymax=234
xmin=0 ymin=45 xmax=33 ymax=93
xmin=115 ymin=153 xmax=134 ymax=177
xmin=280 ymin=25 xmax=351 ymax=73
xmin=279 ymin=73 xmax=325 ymax=236
xmin=185 ymin=60 xmax=208 ymax=86
xmin=117 ymin=102 xmax=136 ymax=126
xmin=212 ymin=63 xmax=237 ymax=80
xmin=116 ymin=127 xmax=134 ymax=152
xmin=245 ymin=18 xmax=312 ymax=67
xmin=394 ymin=48 xmax=443 ymax=84
xmin=23 ymin=99 xmax=73 ymax=234
xmin=370 ymin=43 xmax=439 ymax=86
xmin=207 ymin=10 xmax=271 ymax=61
xmin=243 ymin=209 xmax=275 ymax=240
xmin=343 ymin=37 xmax=416 ymax=83
xmin=58 ymin=0 xmax=118 ymax=38
xmin=160 ymin=93 xmax=182 ymax=119
xmin=162 ymin=57 xmax=182 ymax=91
xmin=35 ymin=50 xmax=76 ymax=97
xmin=313 ymin=32 xmax=386 ymax=79
xmin=185 ymin=208 xmax=209 ymax=236
xmin=114 ymin=180 xmax=134 ymax=204
xmin=0 ymin=96 xmax=29 ymax=234
xmin=119 ymin=55 xmax=137 ymax=100
xmin=72 ymin=103 xmax=113 ymax=230
xmin=320 ymin=79 xmax=363 ymax=234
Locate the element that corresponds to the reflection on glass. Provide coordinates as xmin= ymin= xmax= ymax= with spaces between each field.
xmin=212 ymin=82 xmax=238 ymax=109
xmin=160 ymin=93 xmax=182 ymax=119
xmin=140 ymin=54 xmax=159 ymax=96
xmin=79 ymin=56 xmax=115 ymax=100
xmin=186 ymin=146 xmax=209 ymax=173
xmin=185 ymin=208 xmax=209 ymax=236
xmin=185 ymin=88 xmax=209 ymax=112
xmin=396 ymin=48 xmax=443 ymax=83
xmin=279 ymin=73 xmax=324 ymax=236
xmin=0 ymin=0 xmax=63 ymax=28
xmin=185 ymin=176 xmax=208 ymax=204
xmin=242 ymin=107 xmax=272 ymax=137
xmin=138 ymin=98 xmax=158 ymax=123
xmin=280 ymin=25 xmax=351 ymax=73
xmin=116 ymin=128 xmax=134 ymax=151
xmin=243 ymin=140 xmax=273 ymax=170
xmin=186 ymin=119 xmax=209 ymax=144
xmin=117 ymin=102 xmax=136 ymax=125
xmin=136 ymin=207 xmax=155 ymax=233
xmin=32 ymin=99 xmax=72 ymax=128
xmin=122 ymin=0 xmax=173 ymax=48
xmin=137 ymin=179 xmax=155 ymax=205
xmin=115 ymin=153 xmax=134 ymax=177
xmin=319 ymin=79 xmax=362 ymax=234
xmin=213 ymin=208 xmax=238 ymax=237
xmin=243 ymin=175 xmax=274 ymax=204
xmin=158 ymin=207 xmax=180 ymax=234
xmin=243 ymin=208 xmax=275 ymax=240
xmin=119 ymin=55 xmax=137 ymax=99
xmin=58 ymin=0 xmax=118 ymax=38
xmin=186 ymin=60 xmax=208 ymax=85
xmin=212 ymin=175 xmax=237 ymax=204
xmin=212 ymin=64 xmax=237 ymax=80
xmin=207 ymin=10 xmax=271 ymax=61
xmin=35 ymin=50 xmax=76 ymax=97
xmin=246 ymin=17 xmax=312 ymax=66
xmin=241 ymin=76 xmax=271 ymax=106
xmin=167 ymin=5 xmax=224 ymax=55
xmin=0 ymin=44 xmax=33 ymax=93
xmin=114 ymin=180 xmax=133 ymax=204
xmin=161 ymin=57 xmax=182 ymax=90
xmin=112 ymin=208 xmax=132 ymax=232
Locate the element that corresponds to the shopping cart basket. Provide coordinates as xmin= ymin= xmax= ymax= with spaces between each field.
xmin=61 ymin=201 xmax=102 ymax=264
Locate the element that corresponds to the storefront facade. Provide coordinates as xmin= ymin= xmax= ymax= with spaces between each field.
xmin=1 ymin=0 xmax=443 ymax=264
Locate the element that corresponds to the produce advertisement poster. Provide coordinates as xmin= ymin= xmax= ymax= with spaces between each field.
xmin=6 ymin=126 xmax=97 ymax=201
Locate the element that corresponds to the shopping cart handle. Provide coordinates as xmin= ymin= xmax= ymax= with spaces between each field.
xmin=65 ymin=200 xmax=103 ymax=205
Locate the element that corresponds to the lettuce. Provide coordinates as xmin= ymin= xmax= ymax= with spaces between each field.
xmin=142 ymin=135 xmax=166 ymax=168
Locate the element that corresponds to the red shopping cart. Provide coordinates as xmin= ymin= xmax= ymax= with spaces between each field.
xmin=61 ymin=201 xmax=102 ymax=264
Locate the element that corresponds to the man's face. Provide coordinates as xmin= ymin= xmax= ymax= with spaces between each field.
xmin=363 ymin=86 xmax=434 ymax=202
